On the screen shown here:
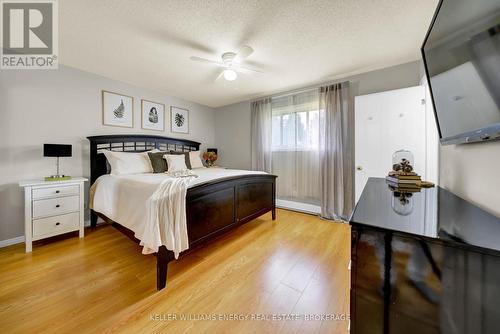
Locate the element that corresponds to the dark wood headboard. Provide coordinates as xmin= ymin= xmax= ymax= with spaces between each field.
xmin=87 ymin=134 xmax=201 ymax=184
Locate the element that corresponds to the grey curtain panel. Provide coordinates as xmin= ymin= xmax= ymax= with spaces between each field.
xmin=251 ymin=98 xmax=273 ymax=173
xmin=319 ymin=82 xmax=354 ymax=220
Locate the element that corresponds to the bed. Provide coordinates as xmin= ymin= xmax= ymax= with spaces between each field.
xmin=87 ymin=134 xmax=276 ymax=290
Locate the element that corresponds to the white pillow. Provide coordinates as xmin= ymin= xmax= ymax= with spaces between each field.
xmin=189 ymin=151 xmax=205 ymax=169
xmin=103 ymin=150 xmax=153 ymax=175
xmin=164 ymin=154 xmax=188 ymax=172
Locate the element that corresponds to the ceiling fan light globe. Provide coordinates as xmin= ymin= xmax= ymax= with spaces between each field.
xmin=223 ymin=69 xmax=237 ymax=81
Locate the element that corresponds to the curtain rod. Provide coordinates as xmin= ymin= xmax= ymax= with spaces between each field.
xmin=268 ymin=87 xmax=318 ymax=100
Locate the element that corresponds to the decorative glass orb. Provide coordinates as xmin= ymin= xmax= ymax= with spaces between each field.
xmin=392 ymin=149 xmax=414 ymax=173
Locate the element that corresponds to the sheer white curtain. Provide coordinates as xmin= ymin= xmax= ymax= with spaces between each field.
xmin=271 ymin=90 xmax=321 ymax=205
xmin=319 ymin=82 xmax=354 ymax=220
xmin=251 ymin=98 xmax=272 ymax=172
xmin=251 ymin=84 xmax=353 ymax=218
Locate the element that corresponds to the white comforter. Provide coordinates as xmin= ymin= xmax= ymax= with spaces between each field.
xmin=90 ymin=168 xmax=267 ymax=256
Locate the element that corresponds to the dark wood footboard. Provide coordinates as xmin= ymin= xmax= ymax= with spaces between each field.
xmin=156 ymin=173 xmax=277 ymax=290
xmin=187 ymin=174 xmax=276 ymax=247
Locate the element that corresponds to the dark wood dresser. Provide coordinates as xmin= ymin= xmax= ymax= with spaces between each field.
xmin=349 ymin=178 xmax=500 ymax=334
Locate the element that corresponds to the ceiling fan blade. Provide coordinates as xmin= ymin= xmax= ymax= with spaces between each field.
xmin=235 ymin=45 xmax=254 ymax=60
xmin=190 ymin=56 xmax=225 ymax=67
xmin=214 ymin=70 xmax=224 ymax=82
xmin=236 ymin=65 xmax=264 ymax=74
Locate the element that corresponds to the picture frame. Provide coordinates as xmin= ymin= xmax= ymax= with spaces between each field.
xmin=102 ymin=90 xmax=134 ymax=128
xmin=170 ymin=106 xmax=189 ymax=134
xmin=141 ymin=99 xmax=165 ymax=131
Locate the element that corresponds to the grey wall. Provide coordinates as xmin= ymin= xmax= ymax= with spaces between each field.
xmin=0 ymin=65 xmax=216 ymax=241
xmin=214 ymin=60 xmax=423 ymax=169
xmin=214 ymin=100 xmax=253 ymax=169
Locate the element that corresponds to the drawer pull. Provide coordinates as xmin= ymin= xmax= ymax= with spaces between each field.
xmin=32 ymin=212 xmax=79 ymax=238
xmin=33 ymin=185 xmax=78 ymax=199
xmin=33 ymin=196 xmax=79 ymax=219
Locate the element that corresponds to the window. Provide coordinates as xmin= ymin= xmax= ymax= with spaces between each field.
xmin=271 ymin=111 xmax=320 ymax=151
xmin=270 ymin=89 xmax=321 ymax=206
xmin=271 ymin=90 xmax=320 ymax=151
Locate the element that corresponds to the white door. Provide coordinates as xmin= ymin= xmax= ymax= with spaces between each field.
xmin=355 ymin=86 xmax=427 ymax=202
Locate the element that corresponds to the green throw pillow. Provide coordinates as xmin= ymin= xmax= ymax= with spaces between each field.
xmin=148 ymin=151 xmax=168 ymax=173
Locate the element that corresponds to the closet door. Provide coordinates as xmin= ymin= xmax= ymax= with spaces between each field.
xmin=355 ymin=86 xmax=426 ymax=202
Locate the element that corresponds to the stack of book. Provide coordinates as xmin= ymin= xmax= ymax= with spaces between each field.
xmin=385 ymin=171 xmax=421 ymax=190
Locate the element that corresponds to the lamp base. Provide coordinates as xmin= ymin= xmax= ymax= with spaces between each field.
xmin=44 ymin=175 xmax=72 ymax=181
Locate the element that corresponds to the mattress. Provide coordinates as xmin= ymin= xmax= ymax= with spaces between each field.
xmin=90 ymin=168 xmax=267 ymax=241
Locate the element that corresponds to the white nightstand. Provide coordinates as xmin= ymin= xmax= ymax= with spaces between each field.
xmin=19 ymin=177 xmax=87 ymax=253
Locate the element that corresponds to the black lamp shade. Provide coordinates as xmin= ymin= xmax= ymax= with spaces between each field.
xmin=207 ymin=148 xmax=218 ymax=155
xmin=44 ymin=144 xmax=72 ymax=157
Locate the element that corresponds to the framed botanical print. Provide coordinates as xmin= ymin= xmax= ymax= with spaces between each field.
xmin=102 ymin=90 xmax=134 ymax=128
xmin=170 ymin=106 xmax=189 ymax=134
xmin=141 ymin=99 xmax=165 ymax=131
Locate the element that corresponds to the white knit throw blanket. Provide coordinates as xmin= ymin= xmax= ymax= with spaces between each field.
xmin=139 ymin=175 xmax=195 ymax=258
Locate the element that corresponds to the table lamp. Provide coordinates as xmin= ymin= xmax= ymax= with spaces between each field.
xmin=44 ymin=144 xmax=72 ymax=181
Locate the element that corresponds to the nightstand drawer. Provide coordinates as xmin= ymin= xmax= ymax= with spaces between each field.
xmin=33 ymin=196 xmax=79 ymax=218
xmin=32 ymin=185 xmax=79 ymax=199
xmin=33 ymin=212 xmax=79 ymax=238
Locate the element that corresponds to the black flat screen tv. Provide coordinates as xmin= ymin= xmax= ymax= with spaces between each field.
xmin=422 ymin=0 xmax=500 ymax=145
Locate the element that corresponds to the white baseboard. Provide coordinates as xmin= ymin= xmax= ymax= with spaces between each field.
xmin=0 ymin=236 xmax=25 ymax=248
xmin=0 ymin=219 xmax=91 ymax=248
xmin=276 ymin=199 xmax=321 ymax=215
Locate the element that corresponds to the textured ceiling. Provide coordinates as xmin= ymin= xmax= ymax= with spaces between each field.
xmin=59 ymin=0 xmax=439 ymax=107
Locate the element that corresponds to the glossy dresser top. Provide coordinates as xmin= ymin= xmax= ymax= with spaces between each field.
xmin=350 ymin=178 xmax=500 ymax=253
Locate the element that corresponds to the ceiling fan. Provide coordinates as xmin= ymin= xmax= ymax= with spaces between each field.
xmin=189 ymin=45 xmax=263 ymax=82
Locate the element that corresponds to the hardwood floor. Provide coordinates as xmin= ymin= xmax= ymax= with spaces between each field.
xmin=0 ymin=209 xmax=350 ymax=334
